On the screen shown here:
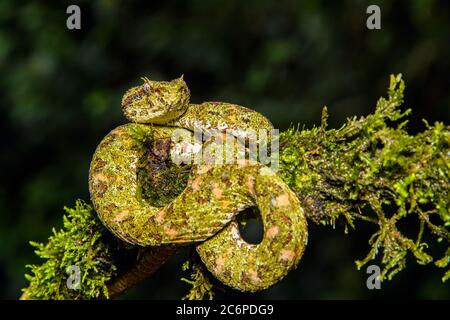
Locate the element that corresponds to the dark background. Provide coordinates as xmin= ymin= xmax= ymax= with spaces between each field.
xmin=0 ymin=0 xmax=449 ymax=299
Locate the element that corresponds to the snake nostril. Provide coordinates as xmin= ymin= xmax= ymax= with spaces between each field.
xmin=238 ymin=207 xmax=264 ymax=245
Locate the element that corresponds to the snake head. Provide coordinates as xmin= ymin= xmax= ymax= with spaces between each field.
xmin=121 ymin=75 xmax=190 ymax=124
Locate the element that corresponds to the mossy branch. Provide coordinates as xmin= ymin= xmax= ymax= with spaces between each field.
xmin=279 ymin=74 xmax=449 ymax=282
xmin=21 ymin=75 xmax=449 ymax=299
xmin=21 ymin=200 xmax=119 ymax=300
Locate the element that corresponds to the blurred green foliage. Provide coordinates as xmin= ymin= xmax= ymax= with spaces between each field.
xmin=0 ymin=0 xmax=449 ymax=299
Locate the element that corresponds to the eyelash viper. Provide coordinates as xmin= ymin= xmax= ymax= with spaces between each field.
xmin=88 ymin=76 xmax=308 ymax=294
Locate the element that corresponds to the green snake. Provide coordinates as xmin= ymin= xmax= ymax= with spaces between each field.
xmin=89 ymin=76 xmax=308 ymax=292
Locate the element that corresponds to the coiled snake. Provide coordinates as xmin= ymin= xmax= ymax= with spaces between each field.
xmin=89 ymin=76 xmax=308 ymax=293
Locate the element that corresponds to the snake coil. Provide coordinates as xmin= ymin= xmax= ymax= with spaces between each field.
xmin=89 ymin=76 xmax=308 ymax=292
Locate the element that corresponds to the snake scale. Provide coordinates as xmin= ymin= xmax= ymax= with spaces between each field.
xmin=89 ymin=76 xmax=308 ymax=293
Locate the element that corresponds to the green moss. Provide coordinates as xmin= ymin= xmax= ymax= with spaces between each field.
xmin=135 ymin=134 xmax=191 ymax=207
xmin=181 ymin=257 xmax=214 ymax=300
xmin=279 ymin=74 xmax=450 ymax=282
xmin=22 ymin=200 xmax=120 ymax=299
